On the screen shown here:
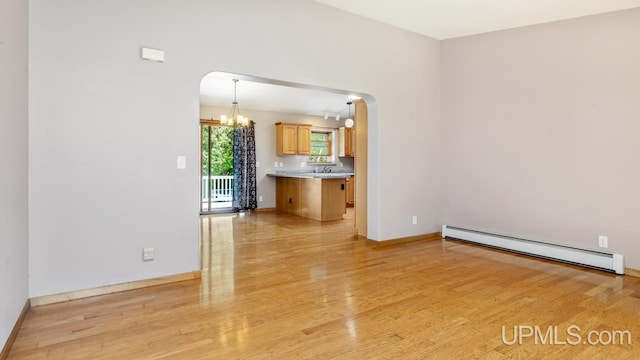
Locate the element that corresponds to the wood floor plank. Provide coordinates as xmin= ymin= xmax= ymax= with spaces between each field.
xmin=8 ymin=210 xmax=640 ymax=359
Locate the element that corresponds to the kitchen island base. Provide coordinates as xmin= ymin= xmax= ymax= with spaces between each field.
xmin=275 ymin=177 xmax=346 ymax=221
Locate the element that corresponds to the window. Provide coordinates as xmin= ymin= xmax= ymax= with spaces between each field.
xmin=308 ymin=129 xmax=334 ymax=164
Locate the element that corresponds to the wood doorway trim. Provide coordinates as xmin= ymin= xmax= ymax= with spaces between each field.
xmin=354 ymin=99 xmax=368 ymax=237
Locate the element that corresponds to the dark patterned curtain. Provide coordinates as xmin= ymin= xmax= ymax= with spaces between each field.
xmin=232 ymin=123 xmax=257 ymax=211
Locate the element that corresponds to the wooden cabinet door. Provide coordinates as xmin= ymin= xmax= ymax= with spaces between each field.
xmin=321 ymin=178 xmax=346 ymax=221
xmin=276 ymin=123 xmax=312 ymax=156
xmin=345 ymin=128 xmax=355 ymax=157
xmin=276 ymin=123 xmax=298 ymax=155
xmin=283 ymin=124 xmax=298 ymax=155
xmin=276 ymin=177 xmax=300 ymax=214
xmin=275 ymin=178 xmax=288 ymax=212
xmin=338 ymin=127 xmax=355 ymax=157
xmin=297 ymin=125 xmax=312 ymax=155
xmin=345 ymin=176 xmax=355 ymax=207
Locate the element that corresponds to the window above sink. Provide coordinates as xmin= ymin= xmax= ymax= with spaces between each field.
xmin=308 ymin=127 xmax=337 ymax=165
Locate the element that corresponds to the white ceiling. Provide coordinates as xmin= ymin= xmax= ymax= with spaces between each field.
xmin=200 ymin=2 xmax=640 ymax=117
xmin=313 ymin=0 xmax=640 ymax=39
xmin=200 ymin=73 xmax=358 ymax=119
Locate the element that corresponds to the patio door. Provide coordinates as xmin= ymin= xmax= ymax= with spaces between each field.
xmin=200 ymin=121 xmax=234 ymax=213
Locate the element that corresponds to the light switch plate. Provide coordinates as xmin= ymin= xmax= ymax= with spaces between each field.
xmin=177 ymin=156 xmax=186 ymax=169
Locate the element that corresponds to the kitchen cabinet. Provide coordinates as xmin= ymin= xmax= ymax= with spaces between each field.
xmin=346 ymin=128 xmax=354 ymax=157
xmin=275 ymin=123 xmax=312 ymax=155
xmin=338 ymin=127 xmax=355 ymax=157
xmin=297 ymin=125 xmax=312 ymax=155
xmin=275 ymin=177 xmax=301 ymax=215
xmin=345 ymin=175 xmax=355 ymax=207
xmin=274 ymin=176 xmax=346 ymax=221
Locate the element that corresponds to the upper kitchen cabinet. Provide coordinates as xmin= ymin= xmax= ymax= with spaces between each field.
xmin=275 ymin=122 xmax=312 ymax=155
xmin=297 ymin=125 xmax=311 ymax=155
xmin=338 ymin=127 xmax=355 ymax=157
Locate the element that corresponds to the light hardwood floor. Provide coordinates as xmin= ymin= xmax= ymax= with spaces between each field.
xmin=8 ymin=210 xmax=640 ymax=359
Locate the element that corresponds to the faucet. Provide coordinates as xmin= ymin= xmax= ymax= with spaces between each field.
xmin=322 ymin=166 xmax=332 ymax=173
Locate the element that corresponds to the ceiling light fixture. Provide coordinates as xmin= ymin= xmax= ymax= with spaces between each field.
xmin=345 ymin=101 xmax=354 ymax=128
xmin=220 ymin=79 xmax=249 ymax=127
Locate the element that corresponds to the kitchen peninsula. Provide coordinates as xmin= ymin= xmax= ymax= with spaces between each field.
xmin=267 ymin=172 xmax=354 ymax=221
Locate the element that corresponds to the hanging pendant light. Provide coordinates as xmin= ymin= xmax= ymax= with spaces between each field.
xmin=344 ymin=101 xmax=354 ymax=128
xmin=220 ymin=79 xmax=249 ymax=127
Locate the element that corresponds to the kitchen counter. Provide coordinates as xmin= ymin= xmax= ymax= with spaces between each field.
xmin=267 ymin=172 xmax=354 ymax=179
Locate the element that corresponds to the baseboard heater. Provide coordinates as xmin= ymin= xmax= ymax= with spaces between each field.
xmin=442 ymin=225 xmax=625 ymax=275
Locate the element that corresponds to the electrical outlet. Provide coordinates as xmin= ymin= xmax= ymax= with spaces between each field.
xmin=301 ymin=162 xmax=306 ymax=167
xmin=274 ymin=161 xmax=278 ymax=167
xmin=412 ymin=216 xmax=417 ymax=225
xmin=598 ymin=236 xmax=608 ymax=248
xmin=143 ymin=247 xmax=155 ymax=261
xmin=259 ymin=195 xmax=263 ymax=202
xmin=279 ymin=162 xmax=283 ymax=167
xmin=256 ymin=161 xmax=260 ymax=168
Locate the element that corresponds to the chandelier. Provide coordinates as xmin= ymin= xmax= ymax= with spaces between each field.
xmin=220 ymin=79 xmax=249 ymax=127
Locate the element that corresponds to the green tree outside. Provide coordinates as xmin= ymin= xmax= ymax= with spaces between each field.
xmin=202 ymin=125 xmax=234 ymax=176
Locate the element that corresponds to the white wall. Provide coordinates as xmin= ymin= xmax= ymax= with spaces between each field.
xmin=0 ymin=0 xmax=29 ymax=349
xmin=200 ymin=105 xmax=355 ymax=209
xmin=29 ymin=0 xmax=441 ymax=297
xmin=442 ymin=9 xmax=640 ymax=268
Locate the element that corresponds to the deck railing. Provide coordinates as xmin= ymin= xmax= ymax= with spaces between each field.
xmin=202 ymin=175 xmax=233 ymax=210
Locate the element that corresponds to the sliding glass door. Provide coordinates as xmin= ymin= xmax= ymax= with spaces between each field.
xmin=200 ymin=122 xmax=234 ymax=213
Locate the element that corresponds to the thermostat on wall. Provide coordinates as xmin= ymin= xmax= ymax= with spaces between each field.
xmin=141 ymin=47 xmax=165 ymax=62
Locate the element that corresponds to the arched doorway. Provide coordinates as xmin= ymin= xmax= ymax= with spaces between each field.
xmin=199 ymin=71 xmax=373 ymax=236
